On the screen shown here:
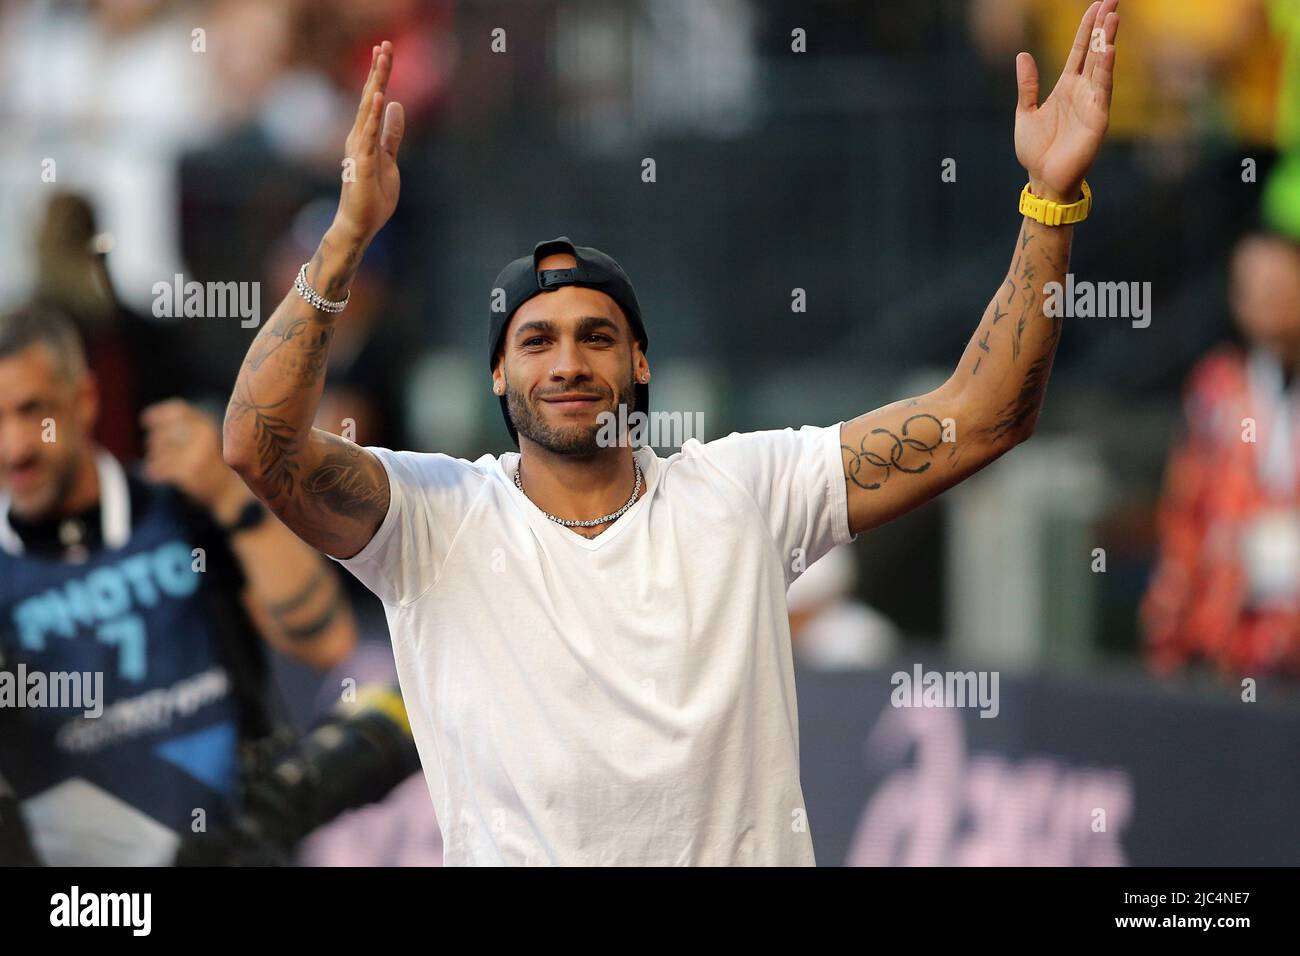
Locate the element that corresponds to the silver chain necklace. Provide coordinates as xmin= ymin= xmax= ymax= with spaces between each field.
xmin=515 ymin=460 xmax=643 ymax=528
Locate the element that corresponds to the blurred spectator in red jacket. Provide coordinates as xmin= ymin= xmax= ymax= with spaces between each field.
xmin=1142 ymin=228 xmax=1300 ymax=678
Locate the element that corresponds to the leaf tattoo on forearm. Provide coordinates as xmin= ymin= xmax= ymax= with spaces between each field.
xmin=228 ymin=388 xmax=300 ymax=497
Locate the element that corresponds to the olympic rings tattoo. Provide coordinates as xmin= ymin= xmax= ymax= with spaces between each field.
xmin=841 ymin=413 xmax=944 ymax=491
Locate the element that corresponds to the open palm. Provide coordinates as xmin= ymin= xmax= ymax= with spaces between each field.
xmin=336 ymin=41 xmax=405 ymax=245
xmin=1015 ymin=0 xmax=1120 ymax=202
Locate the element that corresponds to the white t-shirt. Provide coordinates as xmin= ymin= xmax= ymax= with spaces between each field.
xmin=333 ymin=423 xmax=855 ymax=865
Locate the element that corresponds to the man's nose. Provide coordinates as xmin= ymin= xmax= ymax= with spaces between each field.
xmin=549 ymin=337 xmax=593 ymax=380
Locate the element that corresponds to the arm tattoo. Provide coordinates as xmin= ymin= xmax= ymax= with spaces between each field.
xmin=979 ymin=321 xmax=1062 ymax=442
xmin=247 ymin=314 xmax=336 ymax=389
xmin=247 ymin=314 xmax=307 ymax=371
xmin=1040 ymin=247 xmax=1066 ymax=273
xmin=279 ymin=596 xmax=343 ymax=642
xmin=280 ymin=325 xmax=334 ymax=388
xmin=264 ymin=564 xmax=344 ymax=642
xmin=841 ymin=413 xmax=944 ymax=491
xmin=301 ymin=442 xmax=391 ymax=519
xmin=266 ymin=565 xmax=330 ymax=618
xmin=228 ymin=388 xmax=300 ymax=497
xmin=309 ymin=243 xmax=361 ymax=302
xmin=1012 ymin=300 xmax=1032 ymax=362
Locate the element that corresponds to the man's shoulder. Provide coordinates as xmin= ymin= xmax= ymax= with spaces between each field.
xmin=369 ymin=446 xmax=505 ymax=478
xmin=366 ymin=447 xmax=507 ymax=506
xmin=671 ymin=423 xmax=840 ymax=466
xmin=655 ymin=424 xmax=841 ymax=496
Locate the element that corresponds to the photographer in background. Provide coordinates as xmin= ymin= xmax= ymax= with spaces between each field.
xmin=0 ymin=306 xmax=357 ymax=864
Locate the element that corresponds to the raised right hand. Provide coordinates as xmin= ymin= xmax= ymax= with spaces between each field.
xmin=334 ymin=41 xmax=405 ymax=246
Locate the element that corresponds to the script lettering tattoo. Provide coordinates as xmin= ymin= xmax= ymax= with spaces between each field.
xmin=301 ymin=441 xmax=391 ymax=520
xmin=841 ymin=413 xmax=945 ymax=491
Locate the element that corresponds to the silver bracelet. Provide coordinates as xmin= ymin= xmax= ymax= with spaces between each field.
xmin=293 ymin=262 xmax=350 ymax=314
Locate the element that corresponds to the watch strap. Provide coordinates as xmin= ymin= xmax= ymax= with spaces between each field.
xmin=223 ymin=498 xmax=269 ymax=535
xmin=1019 ymin=179 xmax=1092 ymax=226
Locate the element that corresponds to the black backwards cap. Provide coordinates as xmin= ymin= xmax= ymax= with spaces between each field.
xmin=488 ymin=237 xmax=648 ymax=445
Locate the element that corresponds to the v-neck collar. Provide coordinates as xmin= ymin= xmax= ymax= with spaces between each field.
xmin=501 ymin=447 xmax=658 ymax=551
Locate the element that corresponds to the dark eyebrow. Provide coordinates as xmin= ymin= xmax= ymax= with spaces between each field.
xmin=513 ymin=316 xmax=622 ymax=340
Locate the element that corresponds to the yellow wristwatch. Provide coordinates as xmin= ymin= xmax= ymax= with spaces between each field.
xmin=1019 ymin=179 xmax=1091 ymax=226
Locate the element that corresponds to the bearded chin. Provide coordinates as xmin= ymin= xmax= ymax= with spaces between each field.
xmin=507 ymin=378 xmax=638 ymax=456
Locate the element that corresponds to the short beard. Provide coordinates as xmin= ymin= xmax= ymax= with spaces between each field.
xmin=9 ymin=448 xmax=79 ymax=521
xmin=506 ymin=372 xmax=637 ymax=456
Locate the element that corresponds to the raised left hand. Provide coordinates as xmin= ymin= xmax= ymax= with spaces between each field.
xmin=1014 ymin=0 xmax=1120 ymax=202
xmin=142 ymin=399 xmax=252 ymax=525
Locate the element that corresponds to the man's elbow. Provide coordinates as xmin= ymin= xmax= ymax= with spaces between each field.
xmin=221 ymin=421 xmax=258 ymax=481
xmin=1009 ymin=419 xmax=1039 ymax=448
xmin=985 ymin=418 xmax=1038 ymax=459
xmin=1000 ymin=399 xmax=1045 ymax=450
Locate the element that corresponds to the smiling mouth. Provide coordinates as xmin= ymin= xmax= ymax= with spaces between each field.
xmin=540 ymin=394 xmax=603 ymax=412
